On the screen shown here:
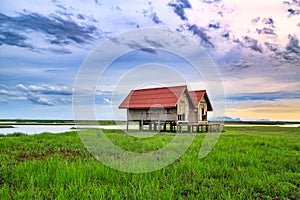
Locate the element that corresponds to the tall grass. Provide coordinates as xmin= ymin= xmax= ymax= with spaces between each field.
xmin=0 ymin=127 xmax=299 ymax=199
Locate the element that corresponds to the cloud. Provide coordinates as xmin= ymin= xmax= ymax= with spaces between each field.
xmin=103 ymin=98 xmax=113 ymax=104
xmin=287 ymin=8 xmax=300 ymax=15
xmin=0 ymin=89 xmax=9 ymax=95
xmin=168 ymin=0 xmax=192 ymax=20
xmin=45 ymin=47 xmax=72 ymax=54
xmin=13 ymin=84 xmax=73 ymax=106
xmin=25 ymin=92 xmax=71 ymax=106
xmin=16 ymin=84 xmax=72 ymax=95
xmin=141 ymin=3 xmax=162 ymax=24
xmin=286 ymin=34 xmax=300 ymax=54
xmin=208 ymin=22 xmax=221 ymax=29
xmin=0 ymin=84 xmax=7 ymax=89
xmin=188 ymin=24 xmax=214 ymax=47
xmin=264 ymin=42 xmax=279 ymax=53
xmin=16 ymin=84 xmax=27 ymax=91
xmin=0 ymin=30 xmax=34 ymax=50
xmin=151 ymin=13 xmax=162 ymax=24
xmin=227 ymin=91 xmax=300 ymax=101
xmin=202 ymin=0 xmax=221 ymax=3
xmin=0 ymin=99 xmax=7 ymax=104
xmin=233 ymin=36 xmax=263 ymax=53
xmin=27 ymin=93 xmax=55 ymax=106
xmin=126 ymin=41 xmax=158 ymax=54
xmin=256 ymin=27 xmax=276 ymax=36
xmin=262 ymin=17 xmax=275 ymax=26
xmin=284 ymin=0 xmax=300 ymax=16
xmin=0 ymin=11 xmax=99 ymax=53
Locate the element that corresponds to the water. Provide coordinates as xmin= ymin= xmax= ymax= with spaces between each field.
xmin=0 ymin=124 xmax=139 ymax=135
xmin=225 ymin=124 xmax=300 ymax=128
xmin=0 ymin=125 xmax=75 ymax=135
xmin=0 ymin=124 xmax=298 ymax=135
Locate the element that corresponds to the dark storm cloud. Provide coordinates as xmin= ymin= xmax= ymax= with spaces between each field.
xmin=168 ymin=0 xmax=191 ymax=20
xmin=151 ymin=13 xmax=162 ymax=24
xmin=188 ymin=24 xmax=214 ymax=47
xmin=284 ymin=0 xmax=300 ymax=16
xmin=222 ymin=32 xmax=230 ymax=39
xmin=0 ymin=12 xmax=99 ymax=52
xmin=126 ymin=42 xmax=158 ymax=54
xmin=262 ymin=17 xmax=275 ymax=26
xmin=125 ymin=37 xmax=167 ymax=54
xmin=141 ymin=3 xmax=162 ymax=24
xmin=0 ymin=31 xmax=33 ymax=49
xmin=286 ymin=34 xmax=300 ymax=54
xmin=234 ymin=36 xmax=263 ymax=53
xmin=256 ymin=27 xmax=276 ymax=36
xmin=278 ymin=34 xmax=300 ymax=63
xmin=208 ymin=22 xmax=221 ymax=29
xmin=144 ymin=37 xmax=164 ymax=48
xmin=264 ymin=42 xmax=279 ymax=53
xmin=287 ymin=8 xmax=300 ymax=15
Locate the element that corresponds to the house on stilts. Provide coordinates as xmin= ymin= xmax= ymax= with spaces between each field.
xmin=119 ymin=85 xmax=216 ymax=133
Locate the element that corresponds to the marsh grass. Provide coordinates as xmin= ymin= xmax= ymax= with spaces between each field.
xmin=0 ymin=127 xmax=299 ymax=199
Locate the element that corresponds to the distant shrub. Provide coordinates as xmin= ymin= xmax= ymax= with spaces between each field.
xmin=7 ymin=132 xmax=27 ymax=137
xmin=0 ymin=125 xmax=14 ymax=128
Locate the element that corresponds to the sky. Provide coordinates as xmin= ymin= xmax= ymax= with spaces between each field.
xmin=0 ymin=0 xmax=299 ymax=121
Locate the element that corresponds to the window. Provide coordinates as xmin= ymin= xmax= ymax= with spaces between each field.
xmin=167 ymin=109 xmax=173 ymax=114
xmin=178 ymin=114 xmax=185 ymax=121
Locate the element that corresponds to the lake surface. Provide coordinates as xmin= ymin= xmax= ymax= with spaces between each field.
xmin=0 ymin=124 xmax=298 ymax=135
xmin=225 ymin=124 xmax=300 ymax=128
xmin=0 ymin=124 xmax=139 ymax=135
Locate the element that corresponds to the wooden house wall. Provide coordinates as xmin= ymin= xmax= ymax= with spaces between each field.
xmin=128 ymin=108 xmax=177 ymax=121
xmin=198 ymin=97 xmax=208 ymax=121
xmin=177 ymin=90 xmax=197 ymax=123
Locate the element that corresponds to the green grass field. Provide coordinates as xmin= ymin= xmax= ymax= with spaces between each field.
xmin=0 ymin=126 xmax=299 ymax=199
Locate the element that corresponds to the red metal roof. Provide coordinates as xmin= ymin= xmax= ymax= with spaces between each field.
xmin=189 ymin=90 xmax=213 ymax=111
xmin=119 ymin=85 xmax=187 ymax=109
xmin=189 ymin=90 xmax=206 ymax=108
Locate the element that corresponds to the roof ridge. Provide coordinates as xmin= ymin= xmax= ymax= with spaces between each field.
xmin=189 ymin=89 xmax=206 ymax=92
xmin=131 ymin=85 xmax=187 ymax=92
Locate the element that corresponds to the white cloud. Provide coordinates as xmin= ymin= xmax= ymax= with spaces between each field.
xmin=16 ymin=84 xmax=27 ymax=91
xmin=103 ymin=98 xmax=113 ymax=104
xmin=0 ymin=89 xmax=9 ymax=95
xmin=27 ymin=93 xmax=55 ymax=106
xmin=16 ymin=84 xmax=72 ymax=95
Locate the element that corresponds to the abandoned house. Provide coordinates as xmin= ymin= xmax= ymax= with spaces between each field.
xmin=119 ymin=85 xmax=213 ymax=132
